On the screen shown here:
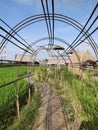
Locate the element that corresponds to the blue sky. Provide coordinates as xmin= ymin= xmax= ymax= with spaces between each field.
xmin=0 ymin=0 xmax=98 ymax=60
xmin=1 ymin=0 xmax=97 ymax=26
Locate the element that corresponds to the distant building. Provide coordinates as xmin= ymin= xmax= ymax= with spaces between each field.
xmin=70 ymin=50 xmax=95 ymax=63
xmin=47 ymin=58 xmax=65 ymax=66
xmin=68 ymin=50 xmax=96 ymax=73
xmin=82 ymin=50 xmax=96 ymax=62
xmin=15 ymin=54 xmax=34 ymax=64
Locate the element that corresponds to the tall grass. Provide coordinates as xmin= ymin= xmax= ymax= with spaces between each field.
xmin=8 ymin=84 xmax=41 ymax=130
xmin=0 ymin=66 xmax=27 ymax=86
xmin=48 ymin=67 xmax=98 ymax=130
xmin=0 ymin=66 xmax=97 ymax=129
xmin=0 ymin=66 xmax=28 ymax=129
xmin=0 ymin=66 xmax=27 ymax=105
xmin=33 ymin=66 xmax=47 ymax=82
xmin=0 ymin=66 xmax=43 ymax=130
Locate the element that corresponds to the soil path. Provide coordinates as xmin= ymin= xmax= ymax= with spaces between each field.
xmin=33 ymin=83 xmax=68 ymax=130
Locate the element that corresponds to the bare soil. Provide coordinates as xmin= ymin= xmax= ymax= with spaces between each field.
xmin=33 ymin=84 xmax=68 ymax=130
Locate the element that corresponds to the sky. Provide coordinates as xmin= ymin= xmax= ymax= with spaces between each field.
xmin=0 ymin=0 xmax=98 ymax=60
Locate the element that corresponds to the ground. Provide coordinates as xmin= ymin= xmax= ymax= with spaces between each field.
xmin=33 ymin=84 xmax=68 ymax=130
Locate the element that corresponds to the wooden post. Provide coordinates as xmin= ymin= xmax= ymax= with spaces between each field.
xmin=35 ymin=82 xmax=37 ymax=94
xmin=16 ymin=94 xmax=20 ymax=119
xmin=27 ymin=64 xmax=31 ymax=103
xmin=60 ymin=71 xmax=62 ymax=86
xmin=54 ymin=66 xmax=56 ymax=83
xmin=28 ymin=87 xmax=31 ymax=103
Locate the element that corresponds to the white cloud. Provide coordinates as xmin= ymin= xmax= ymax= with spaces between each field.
xmin=63 ymin=0 xmax=84 ymax=9
xmin=55 ymin=0 xmax=85 ymax=10
xmin=12 ymin=0 xmax=85 ymax=9
xmin=14 ymin=0 xmax=33 ymax=4
xmin=13 ymin=0 xmax=40 ymax=6
xmin=55 ymin=26 xmax=72 ymax=34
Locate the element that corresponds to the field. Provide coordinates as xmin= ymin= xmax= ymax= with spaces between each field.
xmin=0 ymin=66 xmax=98 ymax=130
xmin=0 ymin=66 xmax=30 ymax=129
xmin=0 ymin=66 xmax=28 ymax=105
xmin=49 ymin=68 xmax=98 ymax=130
xmin=32 ymin=66 xmax=98 ymax=129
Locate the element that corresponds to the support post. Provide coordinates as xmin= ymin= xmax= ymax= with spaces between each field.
xmin=16 ymin=94 xmax=20 ymax=119
xmin=28 ymin=87 xmax=31 ymax=103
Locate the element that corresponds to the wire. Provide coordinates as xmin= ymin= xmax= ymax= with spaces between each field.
xmin=0 ymin=19 xmax=32 ymax=48
xmin=65 ymin=3 xmax=98 ymax=52
xmin=46 ymin=0 xmax=53 ymax=45
xmin=0 ymin=26 xmax=34 ymax=53
xmin=67 ymin=16 xmax=98 ymax=53
xmin=64 ymin=26 xmax=98 ymax=53
xmin=0 ymin=34 xmax=32 ymax=54
xmin=52 ymin=0 xmax=54 ymax=45
xmin=0 ymin=74 xmax=33 ymax=89
xmin=40 ymin=0 xmax=51 ymax=45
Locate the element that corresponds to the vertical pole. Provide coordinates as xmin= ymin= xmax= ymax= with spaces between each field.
xmin=35 ymin=82 xmax=37 ymax=93
xmin=60 ymin=71 xmax=62 ymax=86
xmin=80 ymin=44 xmax=83 ymax=76
xmin=28 ymin=87 xmax=31 ymax=103
xmin=57 ymin=50 xmax=59 ymax=70
xmin=27 ymin=64 xmax=31 ymax=103
xmin=16 ymin=94 xmax=20 ymax=119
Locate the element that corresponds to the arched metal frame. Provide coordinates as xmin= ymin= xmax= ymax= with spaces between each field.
xmin=1 ymin=14 xmax=98 ymax=60
xmin=17 ymin=42 xmax=74 ymax=70
xmin=25 ymin=37 xmax=80 ymax=63
xmin=33 ymin=46 xmax=69 ymax=67
xmin=30 ymin=44 xmax=71 ymax=65
xmin=20 ymin=36 xmax=83 ymax=68
xmin=21 ymin=42 xmax=73 ymax=67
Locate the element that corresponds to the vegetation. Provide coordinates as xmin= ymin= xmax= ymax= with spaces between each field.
xmin=95 ymin=71 xmax=98 ymax=76
xmin=49 ymin=68 xmax=98 ymax=130
xmin=0 ymin=66 xmax=42 ymax=130
xmin=0 ymin=65 xmax=97 ymax=130
xmin=0 ymin=66 xmax=28 ymax=129
xmin=0 ymin=66 xmax=27 ymax=105
xmin=8 ymin=87 xmax=41 ymax=130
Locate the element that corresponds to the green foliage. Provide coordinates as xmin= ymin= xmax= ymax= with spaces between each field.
xmin=95 ymin=71 xmax=98 ymax=76
xmin=0 ymin=66 xmax=28 ymax=129
xmin=0 ymin=66 xmax=27 ymax=86
xmin=0 ymin=66 xmax=42 ymax=130
xmin=63 ymin=69 xmax=98 ymax=129
xmin=48 ymin=67 xmax=98 ymax=130
xmin=8 ymin=85 xmax=41 ymax=130
xmin=0 ymin=66 xmax=27 ymax=105
xmin=33 ymin=66 xmax=48 ymax=82
xmin=0 ymin=66 xmax=97 ymax=130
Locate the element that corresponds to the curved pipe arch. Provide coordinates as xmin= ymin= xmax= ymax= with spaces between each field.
xmin=21 ymin=37 xmax=81 ymax=67
xmin=25 ymin=44 xmax=73 ymax=67
xmin=1 ymin=14 xmax=97 ymax=59
xmin=27 ymin=37 xmax=81 ymax=64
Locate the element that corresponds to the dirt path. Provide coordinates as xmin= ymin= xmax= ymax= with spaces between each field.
xmin=33 ymin=84 xmax=68 ymax=130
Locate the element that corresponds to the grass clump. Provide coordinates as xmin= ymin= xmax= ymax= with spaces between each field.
xmin=8 ymin=91 xmax=41 ymax=130
xmin=0 ymin=66 xmax=28 ymax=129
xmin=49 ymin=67 xmax=98 ymax=130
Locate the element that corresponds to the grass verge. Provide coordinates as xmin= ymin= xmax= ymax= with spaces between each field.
xmin=8 ymin=86 xmax=41 ymax=130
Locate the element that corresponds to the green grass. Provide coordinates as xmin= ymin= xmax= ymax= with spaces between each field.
xmin=0 ymin=66 xmax=97 ymax=130
xmin=8 ymin=86 xmax=41 ymax=130
xmin=95 ymin=71 xmax=98 ymax=76
xmin=32 ymin=66 xmax=48 ymax=82
xmin=0 ymin=66 xmax=28 ymax=105
xmin=32 ymin=66 xmax=98 ymax=129
xmin=0 ymin=66 xmax=27 ymax=86
xmin=0 ymin=66 xmax=43 ymax=130
xmin=47 ymin=67 xmax=98 ymax=130
xmin=0 ymin=66 xmax=28 ymax=129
